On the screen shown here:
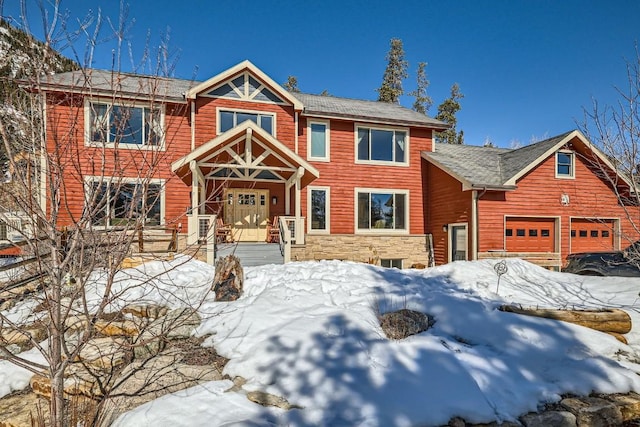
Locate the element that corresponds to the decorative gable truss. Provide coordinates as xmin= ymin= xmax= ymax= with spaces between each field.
xmin=205 ymin=72 xmax=285 ymax=104
xmin=185 ymin=60 xmax=303 ymax=110
xmin=201 ymin=129 xmax=301 ymax=182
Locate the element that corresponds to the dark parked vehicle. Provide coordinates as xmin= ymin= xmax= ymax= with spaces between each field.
xmin=563 ymin=241 xmax=640 ymax=277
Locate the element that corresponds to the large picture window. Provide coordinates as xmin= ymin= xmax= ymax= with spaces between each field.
xmin=219 ymin=110 xmax=274 ymax=135
xmin=87 ymin=102 xmax=163 ymax=147
xmin=308 ymin=187 xmax=329 ymax=232
xmin=357 ymin=127 xmax=407 ymax=164
xmin=357 ymin=190 xmax=407 ymax=231
xmin=88 ymin=180 xmax=162 ymax=227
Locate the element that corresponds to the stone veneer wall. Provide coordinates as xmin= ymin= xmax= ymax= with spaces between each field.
xmin=291 ymin=234 xmax=431 ymax=268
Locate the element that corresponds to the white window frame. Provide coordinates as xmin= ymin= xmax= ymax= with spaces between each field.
xmin=307 ymin=186 xmax=330 ymax=234
xmin=0 ymin=221 xmax=6 ymax=241
xmin=555 ymin=150 xmax=575 ymax=179
xmin=354 ymin=188 xmax=409 ymax=234
xmin=380 ymin=258 xmax=404 ymax=269
xmin=307 ymin=120 xmax=330 ymax=162
xmin=216 ymin=107 xmax=277 ymax=137
xmin=84 ymin=176 xmax=166 ymax=228
xmin=84 ymin=99 xmax=165 ymax=150
xmin=354 ymin=123 xmax=410 ymax=167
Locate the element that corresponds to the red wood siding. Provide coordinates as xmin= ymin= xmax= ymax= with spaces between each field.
xmin=298 ymin=119 xmax=433 ymax=235
xmin=45 ymin=93 xmax=192 ymax=229
xmin=425 ymin=163 xmax=472 ymax=265
xmin=194 ymin=98 xmax=296 ymax=150
xmin=478 ymin=136 xmax=640 ymax=262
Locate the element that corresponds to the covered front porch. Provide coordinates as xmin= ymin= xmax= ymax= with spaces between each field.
xmin=171 ymin=121 xmax=319 ymax=264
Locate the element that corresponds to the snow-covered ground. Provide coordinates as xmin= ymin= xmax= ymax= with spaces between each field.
xmin=3 ymin=257 xmax=640 ymax=426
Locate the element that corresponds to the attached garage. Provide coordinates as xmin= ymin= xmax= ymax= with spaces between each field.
xmin=505 ymin=217 xmax=556 ymax=252
xmin=570 ymin=218 xmax=615 ymax=253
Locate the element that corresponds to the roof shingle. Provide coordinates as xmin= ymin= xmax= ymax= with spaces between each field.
xmin=425 ymin=131 xmax=576 ymax=188
xmin=38 ymin=69 xmax=447 ymax=128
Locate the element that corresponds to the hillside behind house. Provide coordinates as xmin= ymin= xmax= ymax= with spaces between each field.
xmin=0 ymin=18 xmax=77 ymax=178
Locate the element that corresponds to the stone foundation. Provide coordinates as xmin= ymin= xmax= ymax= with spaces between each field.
xmin=291 ymin=234 xmax=431 ymax=268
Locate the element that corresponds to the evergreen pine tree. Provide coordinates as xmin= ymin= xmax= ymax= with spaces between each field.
xmin=434 ymin=83 xmax=465 ymax=144
xmin=283 ymin=75 xmax=300 ymax=92
xmin=376 ymin=38 xmax=408 ymax=103
xmin=408 ymin=62 xmax=432 ymax=114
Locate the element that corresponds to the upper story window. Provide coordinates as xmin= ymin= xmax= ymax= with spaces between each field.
xmin=308 ymin=121 xmax=330 ymax=161
xmin=356 ymin=189 xmax=408 ymax=232
xmin=356 ymin=126 xmax=408 ymax=165
xmin=86 ymin=101 xmax=163 ymax=148
xmin=218 ymin=109 xmax=274 ymax=135
xmin=556 ymin=151 xmax=575 ymax=178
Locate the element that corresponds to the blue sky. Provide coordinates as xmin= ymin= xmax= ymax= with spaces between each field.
xmin=3 ymin=0 xmax=639 ymax=147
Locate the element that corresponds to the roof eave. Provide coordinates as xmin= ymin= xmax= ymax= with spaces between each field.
xmin=36 ymin=83 xmax=188 ymax=103
xmin=304 ymin=110 xmax=449 ymax=129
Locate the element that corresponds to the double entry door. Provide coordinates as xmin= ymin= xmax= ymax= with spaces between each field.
xmin=224 ymin=189 xmax=269 ymax=242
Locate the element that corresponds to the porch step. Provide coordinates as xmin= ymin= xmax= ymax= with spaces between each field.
xmin=215 ymin=242 xmax=283 ymax=267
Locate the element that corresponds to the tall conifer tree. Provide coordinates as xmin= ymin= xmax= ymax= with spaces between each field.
xmin=409 ymin=62 xmax=432 ymax=114
xmin=376 ymin=38 xmax=408 ymax=103
xmin=435 ymin=83 xmax=465 ymax=144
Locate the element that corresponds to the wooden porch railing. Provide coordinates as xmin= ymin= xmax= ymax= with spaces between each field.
xmin=477 ymin=251 xmax=562 ymax=269
xmin=278 ymin=216 xmax=305 ymax=263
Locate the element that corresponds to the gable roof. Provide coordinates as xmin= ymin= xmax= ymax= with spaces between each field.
xmin=184 ymin=60 xmax=303 ymax=110
xmin=36 ymin=62 xmax=447 ymax=129
xmin=422 ymin=130 xmax=631 ymax=190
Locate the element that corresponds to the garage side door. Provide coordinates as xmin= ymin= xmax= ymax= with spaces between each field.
xmin=570 ymin=219 xmax=614 ymax=253
xmin=505 ymin=217 xmax=555 ymax=252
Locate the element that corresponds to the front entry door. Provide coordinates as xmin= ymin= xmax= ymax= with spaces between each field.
xmin=224 ymin=189 xmax=269 ymax=241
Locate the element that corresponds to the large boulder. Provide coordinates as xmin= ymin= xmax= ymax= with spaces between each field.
xmin=379 ymin=309 xmax=435 ymax=340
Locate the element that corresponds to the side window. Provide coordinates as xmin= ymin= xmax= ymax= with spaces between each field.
xmin=308 ymin=187 xmax=329 ymax=232
xmin=556 ymin=151 xmax=575 ymax=178
xmin=308 ymin=121 xmax=330 ymax=161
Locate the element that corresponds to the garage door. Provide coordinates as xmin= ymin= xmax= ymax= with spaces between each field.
xmin=505 ymin=217 xmax=556 ymax=252
xmin=570 ymin=219 xmax=615 ymax=253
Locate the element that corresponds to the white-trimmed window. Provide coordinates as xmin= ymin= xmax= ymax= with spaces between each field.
xmin=308 ymin=121 xmax=330 ymax=161
xmin=85 ymin=101 xmax=164 ymax=148
xmin=356 ymin=126 xmax=408 ymax=165
xmin=381 ymin=258 xmax=403 ymax=269
xmin=86 ymin=178 xmax=164 ymax=227
xmin=556 ymin=151 xmax=575 ymax=178
xmin=218 ymin=109 xmax=275 ymax=135
xmin=0 ymin=221 xmax=6 ymax=241
xmin=308 ymin=186 xmax=330 ymax=233
xmin=356 ymin=189 xmax=408 ymax=232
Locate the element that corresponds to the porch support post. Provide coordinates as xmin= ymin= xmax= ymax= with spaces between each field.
xmin=285 ymin=172 xmax=297 ymax=216
xmin=294 ymin=167 xmax=304 ymax=244
xmin=188 ymin=160 xmax=199 ymax=245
